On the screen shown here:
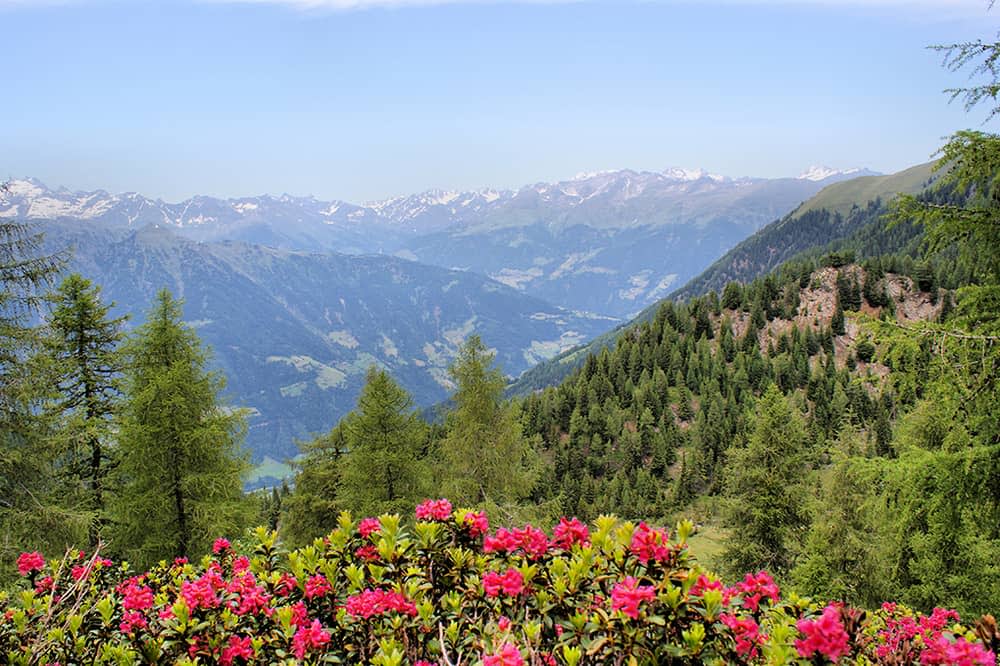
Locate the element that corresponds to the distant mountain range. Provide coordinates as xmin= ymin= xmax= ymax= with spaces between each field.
xmin=2 ymin=164 xmax=880 ymax=472
xmin=3 ymin=165 xmax=877 ymax=319
xmin=33 ymin=220 xmax=614 ymax=465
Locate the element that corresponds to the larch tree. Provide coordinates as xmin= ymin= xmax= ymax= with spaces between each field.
xmin=44 ymin=273 xmax=126 ymax=547
xmin=0 ymin=193 xmax=81 ymax=577
xmin=337 ymin=367 xmax=429 ymax=517
xmin=439 ymin=335 xmax=540 ymax=513
xmin=111 ymin=289 xmax=250 ymax=568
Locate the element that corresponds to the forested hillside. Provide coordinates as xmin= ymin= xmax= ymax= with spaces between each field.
xmin=506 ymin=166 xmax=940 ymax=397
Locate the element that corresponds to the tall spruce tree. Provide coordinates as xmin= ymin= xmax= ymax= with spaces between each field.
xmin=111 ymin=289 xmax=249 ymax=567
xmin=44 ymin=274 xmax=126 ymax=547
xmin=337 ymin=368 xmax=428 ymax=517
xmin=439 ymin=335 xmax=540 ymax=511
xmin=722 ymin=384 xmax=810 ymax=579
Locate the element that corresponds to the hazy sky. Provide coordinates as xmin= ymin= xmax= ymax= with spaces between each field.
xmin=2 ymin=0 xmax=996 ymax=202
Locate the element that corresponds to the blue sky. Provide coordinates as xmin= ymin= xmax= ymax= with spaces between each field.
xmin=1 ymin=0 xmax=996 ymax=202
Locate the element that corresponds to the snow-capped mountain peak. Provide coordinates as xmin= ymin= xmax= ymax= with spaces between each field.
xmin=661 ymin=167 xmax=726 ymax=182
xmin=797 ymin=166 xmax=864 ymax=182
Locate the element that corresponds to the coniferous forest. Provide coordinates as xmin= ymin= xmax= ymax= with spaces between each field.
xmin=2 ymin=14 xmax=1000 ymax=666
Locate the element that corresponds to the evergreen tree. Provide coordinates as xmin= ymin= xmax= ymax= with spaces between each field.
xmin=439 ymin=335 xmax=540 ymax=511
xmin=0 ymin=204 xmax=77 ymax=576
xmin=282 ymin=422 xmax=347 ymax=546
xmin=722 ymin=385 xmax=810 ymax=579
xmin=338 ymin=367 xmax=428 ymax=517
xmin=44 ymin=274 xmax=126 ymax=547
xmin=111 ymin=289 xmax=250 ymax=568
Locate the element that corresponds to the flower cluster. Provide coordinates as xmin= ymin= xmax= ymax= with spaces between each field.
xmin=796 ymin=603 xmax=851 ymax=662
xmin=482 ymin=568 xmax=525 ymax=597
xmin=483 ymin=525 xmax=549 ymax=559
xmin=610 ymin=576 xmax=656 ymax=619
xmin=629 ymin=522 xmax=672 ymax=564
xmin=415 ymin=498 xmax=453 ymax=521
xmin=344 ymin=588 xmax=418 ymax=618
xmin=0 ymin=501 xmax=993 ymax=666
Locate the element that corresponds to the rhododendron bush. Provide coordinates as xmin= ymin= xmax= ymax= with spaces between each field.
xmin=1 ymin=501 xmax=996 ymax=665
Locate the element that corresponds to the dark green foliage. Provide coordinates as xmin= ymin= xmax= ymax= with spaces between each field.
xmin=439 ymin=335 xmax=541 ymax=512
xmin=111 ymin=289 xmax=250 ymax=568
xmin=338 ymin=368 xmax=429 ymax=516
xmin=282 ymin=425 xmax=347 ymax=547
xmin=44 ymin=274 xmax=126 ymax=547
xmin=0 ymin=206 xmax=78 ymax=580
xmin=722 ymin=386 xmax=810 ymax=579
xmin=855 ymin=338 xmax=876 ymax=363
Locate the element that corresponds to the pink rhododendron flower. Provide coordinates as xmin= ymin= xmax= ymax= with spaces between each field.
xmin=498 ymin=616 xmax=512 ymax=632
xmin=483 ymin=569 xmax=525 ymax=597
xmin=358 ymin=517 xmax=381 ymax=538
xmin=416 ymin=498 xmax=453 ymax=521
xmin=796 ymin=604 xmax=851 ymax=662
xmin=735 ymin=571 xmax=780 ymax=612
xmin=458 ymin=510 xmax=490 ymax=537
xmin=304 ymin=574 xmax=332 ymax=600
xmin=551 ymin=517 xmax=590 ymax=549
xmin=920 ymin=635 xmax=995 ymax=666
xmin=483 ymin=525 xmax=550 ymax=559
xmin=232 ymin=556 xmax=251 ymax=574
xmin=119 ymin=611 xmax=147 ymax=634
xmin=629 ymin=523 xmax=671 ymax=564
xmin=228 ymin=572 xmax=271 ymax=616
xmin=721 ymin=613 xmax=764 ymax=657
xmin=484 ymin=642 xmax=525 ymax=666
xmin=120 ymin=579 xmax=154 ymax=611
xmin=292 ymin=619 xmax=331 ymax=660
xmin=212 ymin=538 xmax=231 ymax=554
xmin=34 ymin=576 xmax=55 ymax=594
xmin=274 ymin=573 xmax=298 ymax=597
xmin=181 ymin=576 xmax=221 ymax=610
xmin=355 ymin=544 xmax=380 ymax=561
xmin=17 ymin=552 xmax=45 ymax=576
xmin=220 ymin=635 xmax=255 ymax=666
xmin=611 ymin=576 xmax=656 ymax=619
xmin=290 ymin=601 xmax=310 ymax=628
xmin=345 ymin=588 xmax=418 ymax=618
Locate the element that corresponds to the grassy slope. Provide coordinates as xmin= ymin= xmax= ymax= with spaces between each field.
xmin=791 ymin=162 xmax=935 ymax=219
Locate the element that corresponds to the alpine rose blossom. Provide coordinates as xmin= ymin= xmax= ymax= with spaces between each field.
xmin=303 ymin=574 xmax=332 ymax=600
xmin=292 ymin=619 xmax=331 ymax=660
xmin=345 ymin=589 xmax=418 ymax=618
xmin=483 ymin=568 xmax=525 ymax=597
xmin=458 ymin=509 xmax=490 ymax=537
xmin=735 ymin=571 xmax=780 ymax=612
xmin=920 ymin=635 xmax=996 ymax=666
xmin=551 ymin=517 xmax=590 ymax=549
xmin=220 ymin=635 xmax=255 ymax=666
xmin=212 ymin=538 xmax=231 ymax=554
xmin=358 ymin=517 xmax=381 ymax=537
xmin=796 ymin=604 xmax=851 ymax=662
xmin=629 ymin=523 xmax=671 ymax=564
xmin=484 ymin=642 xmax=525 ymax=666
xmin=415 ymin=498 xmax=453 ymax=521
xmin=17 ymin=552 xmax=45 ymax=576
xmin=611 ymin=576 xmax=656 ymax=619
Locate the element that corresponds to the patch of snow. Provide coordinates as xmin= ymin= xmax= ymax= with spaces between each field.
xmin=797 ymin=165 xmax=862 ymax=181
